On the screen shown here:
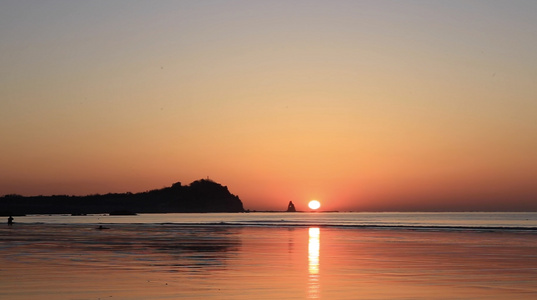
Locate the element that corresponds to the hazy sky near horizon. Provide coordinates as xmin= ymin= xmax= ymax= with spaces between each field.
xmin=1 ymin=1 xmax=536 ymax=211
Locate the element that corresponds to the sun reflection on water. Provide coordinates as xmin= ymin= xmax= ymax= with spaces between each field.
xmin=308 ymin=227 xmax=320 ymax=298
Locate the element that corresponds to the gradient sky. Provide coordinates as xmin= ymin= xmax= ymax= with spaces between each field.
xmin=1 ymin=1 xmax=536 ymax=211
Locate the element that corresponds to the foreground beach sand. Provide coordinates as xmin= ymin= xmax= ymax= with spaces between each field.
xmin=1 ymin=224 xmax=537 ymax=299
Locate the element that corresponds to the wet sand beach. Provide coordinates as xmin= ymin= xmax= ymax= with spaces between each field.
xmin=1 ymin=224 xmax=537 ymax=299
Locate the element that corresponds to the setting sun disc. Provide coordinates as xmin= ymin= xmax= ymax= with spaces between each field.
xmin=308 ymin=200 xmax=321 ymax=210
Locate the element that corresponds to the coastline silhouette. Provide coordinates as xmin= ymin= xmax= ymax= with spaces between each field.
xmin=0 ymin=179 xmax=244 ymax=215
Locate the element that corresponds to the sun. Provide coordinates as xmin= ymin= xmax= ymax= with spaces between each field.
xmin=308 ymin=200 xmax=321 ymax=210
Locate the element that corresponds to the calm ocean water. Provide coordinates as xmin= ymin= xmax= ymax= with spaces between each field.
xmin=3 ymin=212 xmax=537 ymax=299
xmin=13 ymin=212 xmax=537 ymax=230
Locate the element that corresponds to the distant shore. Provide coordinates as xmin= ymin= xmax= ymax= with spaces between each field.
xmin=0 ymin=179 xmax=244 ymax=215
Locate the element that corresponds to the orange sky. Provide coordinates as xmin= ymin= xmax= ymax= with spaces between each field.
xmin=1 ymin=1 xmax=536 ymax=211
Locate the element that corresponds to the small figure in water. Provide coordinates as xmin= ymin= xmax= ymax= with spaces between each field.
xmin=96 ymin=225 xmax=109 ymax=230
xmin=7 ymin=216 xmax=14 ymax=226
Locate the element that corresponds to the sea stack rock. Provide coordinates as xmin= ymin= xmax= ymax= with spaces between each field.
xmin=286 ymin=201 xmax=296 ymax=212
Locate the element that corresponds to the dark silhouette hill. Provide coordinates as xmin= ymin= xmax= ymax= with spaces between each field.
xmin=0 ymin=179 xmax=245 ymax=215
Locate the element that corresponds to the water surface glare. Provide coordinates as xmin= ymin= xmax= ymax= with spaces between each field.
xmin=1 ymin=219 xmax=537 ymax=299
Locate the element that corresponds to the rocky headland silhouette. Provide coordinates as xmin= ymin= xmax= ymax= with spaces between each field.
xmin=0 ymin=179 xmax=245 ymax=215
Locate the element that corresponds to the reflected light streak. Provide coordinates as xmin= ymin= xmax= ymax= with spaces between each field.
xmin=308 ymin=227 xmax=320 ymax=298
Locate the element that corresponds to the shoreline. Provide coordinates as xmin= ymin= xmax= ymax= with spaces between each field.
xmin=4 ymin=212 xmax=537 ymax=232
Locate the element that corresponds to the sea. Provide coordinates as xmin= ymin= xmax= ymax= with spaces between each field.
xmin=12 ymin=211 xmax=537 ymax=229
xmin=2 ymin=212 xmax=537 ymax=299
